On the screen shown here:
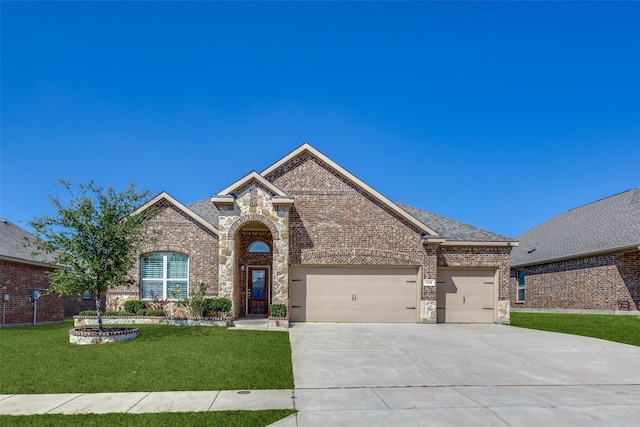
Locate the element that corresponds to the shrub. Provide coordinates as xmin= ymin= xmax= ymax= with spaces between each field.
xmin=123 ymin=300 xmax=147 ymax=314
xmin=269 ymin=304 xmax=287 ymax=318
xmin=79 ymin=310 xmax=97 ymax=316
xmin=104 ymin=311 xmax=135 ymax=316
xmin=205 ymin=298 xmax=232 ymax=316
xmin=140 ymin=309 xmax=166 ymax=317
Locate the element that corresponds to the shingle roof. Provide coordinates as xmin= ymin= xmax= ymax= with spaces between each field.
xmin=511 ymin=188 xmax=640 ymax=267
xmin=0 ymin=219 xmax=56 ymax=265
xmin=187 ymin=198 xmax=220 ymax=228
xmin=396 ymin=203 xmax=513 ymax=242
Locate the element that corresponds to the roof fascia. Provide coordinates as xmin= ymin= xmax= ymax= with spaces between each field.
xmin=0 ymin=255 xmax=59 ymax=269
xmin=511 ymin=244 xmax=640 ymax=268
xmin=217 ymin=171 xmax=288 ymax=197
xmin=261 ymin=143 xmax=440 ymax=236
xmin=132 ymin=192 xmax=220 ymax=236
xmin=440 ymin=241 xmax=519 ymax=247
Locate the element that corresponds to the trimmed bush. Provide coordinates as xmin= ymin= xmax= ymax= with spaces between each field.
xmin=205 ymin=298 xmax=232 ymax=315
xmin=269 ymin=304 xmax=287 ymax=318
xmin=78 ymin=310 xmax=97 ymax=316
xmin=139 ymin=309 xmax=166 ymax=317
xmin=104 ymin=311 xmax=135 ymax=316
xmin=123 ymin=300 xmax=147 ymax=314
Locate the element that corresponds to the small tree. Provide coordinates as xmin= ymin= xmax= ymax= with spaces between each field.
xmin=29 ymin=180 xmax=156 ymax=331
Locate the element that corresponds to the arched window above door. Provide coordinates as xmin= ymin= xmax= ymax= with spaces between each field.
xmin=248 ymin=241 xmax=270 ymax=253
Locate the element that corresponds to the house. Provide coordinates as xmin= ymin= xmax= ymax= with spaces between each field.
xmin=109 ymin=143 xmax=517 ymax=323
xmin=0 ymin=219 xmax=66 ymax=324
xmin=510 ymin=188 xmax=640 ymax=312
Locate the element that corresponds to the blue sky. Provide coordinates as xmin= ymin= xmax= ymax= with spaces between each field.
xmin=1 ymin=1 xmax=638 ymax=238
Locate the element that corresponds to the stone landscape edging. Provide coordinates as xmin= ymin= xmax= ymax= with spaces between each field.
xmin=74 ymin=315 xmax=232 ymax=327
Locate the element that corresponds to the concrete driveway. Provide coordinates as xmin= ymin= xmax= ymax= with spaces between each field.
xmin=282 ymin=323 xmax=640 ymax=426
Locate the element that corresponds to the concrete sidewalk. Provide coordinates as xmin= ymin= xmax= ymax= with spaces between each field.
xmin=3 ymin=385 xmax=639 ymax=426
xmin=0 ymin=389 xmax=294 ymax=415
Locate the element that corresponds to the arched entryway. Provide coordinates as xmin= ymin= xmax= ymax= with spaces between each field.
xmin=235 ymin=222 xmax=274 ymax=317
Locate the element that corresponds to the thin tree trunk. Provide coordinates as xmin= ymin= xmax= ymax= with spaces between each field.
xmin=96 ymin=290 xmax=104 ymax=332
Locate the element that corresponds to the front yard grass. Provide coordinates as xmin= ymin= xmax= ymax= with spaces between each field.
xmin=0 ymin=320 xmax=294 ymax=394
xmin=510 ymin=312 xmax=640 ymax=346
xmin=0 ymin=410 xmax=296 ymax=427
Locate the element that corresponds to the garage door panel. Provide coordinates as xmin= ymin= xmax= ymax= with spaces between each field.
xmin=437 ymin=269 xmax=496 ymax=324
xmin=290 ymin=266 xmax=418 ymax=323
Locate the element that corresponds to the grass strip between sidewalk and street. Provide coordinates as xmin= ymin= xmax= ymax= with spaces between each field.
xmin=509 ymin=312 xmax=640 ymax=346
xmin=0 ymin=410 xmax=296 ymax=427
xmin=0 ymin=320 xmax=293 ymax=394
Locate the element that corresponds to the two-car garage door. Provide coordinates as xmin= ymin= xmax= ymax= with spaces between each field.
xmin=289 ymin=266 xmax=419 ymax=323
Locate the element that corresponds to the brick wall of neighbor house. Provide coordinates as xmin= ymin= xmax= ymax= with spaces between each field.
xmin=64 ymin=293 xmax=101 ymax=317
xmin=0 ymin=260 xmax=65 ymax=325
xmin=107 ymin=201 xmax=219 ymax=311
xmin=509 ymin=250 xmax=640 ymax=311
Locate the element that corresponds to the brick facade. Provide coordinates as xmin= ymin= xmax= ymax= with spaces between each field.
xmin=0 ymin=260 xmax=64 ymax=325
xmin=107 ymin=200 xmax=218 ymax=311
xmin=106 ymin=146 xmax=513 ymax=323
xmin=510 ymin=250 xmax=640 ymax=311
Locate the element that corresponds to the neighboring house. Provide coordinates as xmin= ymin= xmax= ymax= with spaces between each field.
xmin=109 ymin=143 xmax=517 ymax=323
xmin=1 ymin=220 xmax=56 ymax=324
xmin=510 ymin=188 xmax=640 ymax=312
xmin=0 ymin=219 xmax=96 ymax=325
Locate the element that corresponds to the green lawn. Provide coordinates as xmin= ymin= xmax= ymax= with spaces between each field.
xmin=0 ymin=410 xmax=296 ymax=427
xmin=509 ymin=312 xmax=640 ymax=346
xmin=0 ymin=320 xmax=294 ymax=394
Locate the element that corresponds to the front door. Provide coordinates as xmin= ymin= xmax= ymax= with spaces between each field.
xmin=248 ymin=267 xmax=269 ymax=315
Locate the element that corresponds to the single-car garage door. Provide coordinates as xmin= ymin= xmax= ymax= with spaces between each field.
xmin=436 ymin=269 xmax=496 ymax=323
xmin=290 ymin=265 xmax=419 ymax=323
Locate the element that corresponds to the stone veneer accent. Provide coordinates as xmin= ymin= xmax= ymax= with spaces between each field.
xmin=216 ymin=182 xmax=290 ymax=318
xmin=510 ymin=250 xmax=640 ymax=311
xmin=69 ymin=327 xmax=139 ymax=345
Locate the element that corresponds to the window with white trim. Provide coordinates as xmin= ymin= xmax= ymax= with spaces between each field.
xmin=516 ymin=270 xmax=525 ymax=302
xmin=141 ymin=252 xmax=189 ymax=300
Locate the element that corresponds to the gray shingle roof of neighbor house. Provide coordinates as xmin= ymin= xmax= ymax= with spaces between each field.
xmin=396 ymin=203 xmax=514 ymax=242
xmin=0 ymin=218 xmax=57 ymax=266
xmin=511 ymin=187 xmax=640 ymax=268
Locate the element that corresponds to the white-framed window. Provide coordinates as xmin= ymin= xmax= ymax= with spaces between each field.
xmin=516 ymin=270 xmax=525 ymax=302
xmin=141 ymin=252 xmax=189 ymax=300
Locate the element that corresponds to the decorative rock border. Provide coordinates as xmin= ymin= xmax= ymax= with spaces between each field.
xmin=69 ymin=327 xmax=139 ymax=345
xmin=73 ymin=316 xmax=232 ymax=328
xmin=268 ymin=317 xmax=290 ymax=328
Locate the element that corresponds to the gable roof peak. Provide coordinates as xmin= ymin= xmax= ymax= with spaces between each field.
xmin=261 ymin=143 xmax=440 ymax=236
xmin=216 ymin=170 xmax=288 ymax=197
xmin=133 ymin=191 xmax=219 ymax=236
